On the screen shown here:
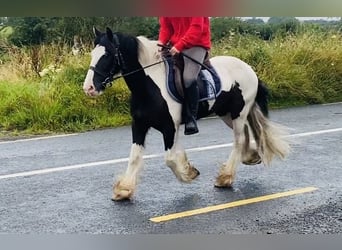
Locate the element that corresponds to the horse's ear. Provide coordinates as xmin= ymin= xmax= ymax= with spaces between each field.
xmin=93 ymin=27 xmax=102 ymax=37
xmin=106 ymin=27 xmax=114 ymax=42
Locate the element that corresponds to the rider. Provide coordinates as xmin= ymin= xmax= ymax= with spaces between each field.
xmin=158 ymin=17 xmax=211 ymax=135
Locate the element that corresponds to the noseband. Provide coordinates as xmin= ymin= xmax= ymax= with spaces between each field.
xmin=89 ymin=65 xmax=114 ymax=88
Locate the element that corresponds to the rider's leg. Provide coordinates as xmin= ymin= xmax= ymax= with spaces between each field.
xmin=182 ymin=47 xmax=207 ymax=135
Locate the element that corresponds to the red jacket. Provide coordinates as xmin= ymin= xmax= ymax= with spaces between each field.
xmin=158 ymin=17 xmax=211 ymax=52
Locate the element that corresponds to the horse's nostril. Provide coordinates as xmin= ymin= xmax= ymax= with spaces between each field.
xmin=84 ymin=85 xmax=94 ymax=92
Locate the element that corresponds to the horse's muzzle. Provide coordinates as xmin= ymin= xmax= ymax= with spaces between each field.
xmin=83 ymin=84 xmax=100 ymax=97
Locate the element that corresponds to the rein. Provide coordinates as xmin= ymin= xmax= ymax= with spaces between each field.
xmin=111 ymin=59 xmax=166 ymax=81
xmin=90 ymin=59 xmax=166 ymax=88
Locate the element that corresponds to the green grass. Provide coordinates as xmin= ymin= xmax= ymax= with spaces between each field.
xmin=0 ymin=53 xmax=131 ymax=137
xmin=1 ymin=29 xmax=342 ymax=137
xmin=0 ymin=26 xmax=13 ymax=39
xmin=212 ymin=31 xmax=342 ymax=107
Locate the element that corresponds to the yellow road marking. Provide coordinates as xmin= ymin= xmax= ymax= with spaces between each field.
xmin=150 ymin=187 xmax=318 ymax=223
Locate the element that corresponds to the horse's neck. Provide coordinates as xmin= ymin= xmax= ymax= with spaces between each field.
xmin=120 ymin=35 xmax=160 ymax=94
xmin=114 ymin=36 xmax=145 ymax=94
xmin=136 ymin=36 xmax=160 ymax=67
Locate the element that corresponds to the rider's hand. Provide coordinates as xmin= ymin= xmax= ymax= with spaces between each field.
xmin=157 ymin=41 xmax=164 ymax=52
xmin=170 ymin=46 xmax=180 ymax=56
xmin=158 ymin=43 xmax=171 ymax=58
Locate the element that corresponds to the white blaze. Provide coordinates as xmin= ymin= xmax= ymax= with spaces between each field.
xmin=83 ymin=45 xmax=106 ymax=95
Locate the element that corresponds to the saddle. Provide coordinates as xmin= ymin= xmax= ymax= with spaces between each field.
xmin=164 ymin=52 xmax=221 ymax=104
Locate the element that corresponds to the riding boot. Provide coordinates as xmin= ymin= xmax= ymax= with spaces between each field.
xmin=184 ymin=82 xmax=199 ymax=135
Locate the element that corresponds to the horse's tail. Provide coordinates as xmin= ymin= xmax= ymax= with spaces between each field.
xmin=255 ymin=78 xmax=269 ymax=117
xmin=248 ymin=81 xmax=290 ymax=165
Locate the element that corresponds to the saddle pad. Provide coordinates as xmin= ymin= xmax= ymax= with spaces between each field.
xmin=164 ymin=58 xmax=222 ymax=104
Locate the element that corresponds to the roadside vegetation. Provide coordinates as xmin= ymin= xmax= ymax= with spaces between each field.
xmin=0 ymin=17 xmax=341 ymax=137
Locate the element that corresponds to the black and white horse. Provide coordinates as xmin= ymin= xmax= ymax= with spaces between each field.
xmin=83 ymin=27 xmax=290 ymax=201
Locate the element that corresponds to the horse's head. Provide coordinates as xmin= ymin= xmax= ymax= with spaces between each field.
xmin=83 ymin=27 xmax=122 ymax=96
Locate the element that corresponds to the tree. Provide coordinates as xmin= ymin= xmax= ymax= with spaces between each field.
xmin=6 ymin=17 xmax=54 ymax=46
xmin=0 ymin=17 xmax=7 ymax=26
xmin=267 ymin=17 xmax=300 ymax=37
xmin=5 ymin=17 xmax=159 ymax=46
xmin=210 ymin=17 xmax=247 ymax=40
xmin=245 ymin=17 xmax=265 ymax=25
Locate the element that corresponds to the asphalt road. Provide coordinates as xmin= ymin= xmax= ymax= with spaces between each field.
xmin=0 ymin=103 xmax=341 ymax=233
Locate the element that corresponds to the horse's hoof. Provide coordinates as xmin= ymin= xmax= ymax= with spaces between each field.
xmin=243 ymin=151 xmax=262 ymax=165
xmin=242 ymin=158 xmax=262 ymax=165
xmin=214 ymin=182 xmax=233 ymax=188
xmin=112 ymin=189 xmax=132 ymax=201
xmin=191 ymin=167 xmax=200 ymax=179
xmin=112 ymin=181 xmax=134 ymax=201
xmin=214 ymin=174 xmax=233 ymax=188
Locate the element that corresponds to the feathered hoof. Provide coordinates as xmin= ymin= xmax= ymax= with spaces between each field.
xmin=214 ymin=173 xmax=234 ymax=188
xmin=242 ymin=157 xmax=262 ymax=165
xmin=242 ymin=151 xmax=262 ymax=165
xmin=112 ymin=181 xmax=134 ymax=201
xmin=175 ymin=161 xmax=200 ymax=183
xmin=190 ymin=166 xmax=200 ymax=180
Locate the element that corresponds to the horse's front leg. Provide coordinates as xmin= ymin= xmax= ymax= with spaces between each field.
xmin=112 ymin=122 xmax=148 ymax=201
xmin=163 ymin=125 xmax=200 ymax=182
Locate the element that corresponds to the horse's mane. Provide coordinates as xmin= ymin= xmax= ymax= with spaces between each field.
xmin=136 ymin=36 xmax=161 ymax=67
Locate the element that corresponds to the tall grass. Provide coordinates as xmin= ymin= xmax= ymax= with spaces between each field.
xmin=0 ymin=43 xmax=130 ymax=136
xmin=212 ymin=30 xmax=342 ymax=107
xmin=1 ymin=28 xmax=342 ymax=136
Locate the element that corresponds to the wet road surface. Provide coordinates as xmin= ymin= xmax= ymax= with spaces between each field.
xmin=0 ymin=103 xmax=341 ymax=233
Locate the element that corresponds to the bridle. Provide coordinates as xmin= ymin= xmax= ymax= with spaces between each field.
xmin=89 ymin=34 xmax=165 ymax=89
xmin=88 ymin=34 xmax=125 ymax=89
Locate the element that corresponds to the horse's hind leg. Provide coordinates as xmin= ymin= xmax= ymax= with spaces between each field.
xmin=112 ymin=123 xmax=148 ymax=201
xmin=164 ymin=126 xmax=200 ymax=182
xmin=221 ymin=115 xmax=261 ymax=166
xmin=215 ymin=116 xmax=246 ymax=188
xmin=241 ymin=123 xmax=262 ymax=165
